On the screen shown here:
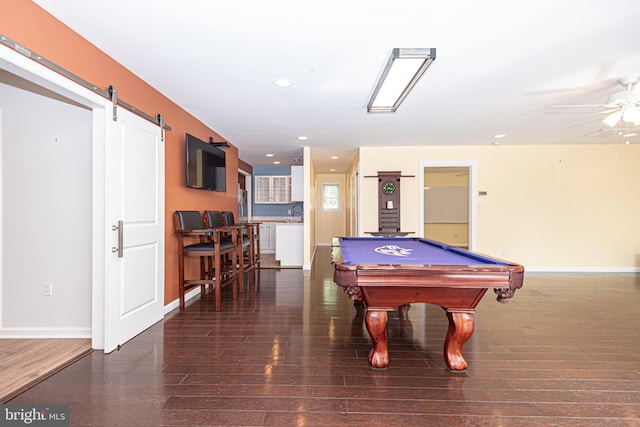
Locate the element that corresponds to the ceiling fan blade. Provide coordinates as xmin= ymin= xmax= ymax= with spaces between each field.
xmin=581 ymin=128 xmax=627 ymax=138
xmin=528 ymin=75 xmax=618 ymax=96
xmin=549 ymin=104 xmax=610 ymax=108
xmin=566 ymin=109 xmax=620 ymax=123
xmin=602 ymin=110 xmax=623 ymax=127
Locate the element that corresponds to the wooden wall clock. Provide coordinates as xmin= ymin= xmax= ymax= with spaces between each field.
xmin=377 ymin=171 xmax=401 ymax=233
xmin=365 ymin=171 xmax=414 ymax=236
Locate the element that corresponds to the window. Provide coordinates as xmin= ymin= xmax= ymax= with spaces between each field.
xmin=322 ymin=183 xmax=340 ymax=211
xmin=255 ymin=175 xmax=291 ymax=204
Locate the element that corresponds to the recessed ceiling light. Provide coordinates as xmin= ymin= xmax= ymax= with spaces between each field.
xmin=331 ymin=156 xmax=338 ymax=159
xmin=266 ymin=154 xmax=274 ymax=157
xmin=274 ymin=79 xmax=292 ymax=88
xmin=494 ymin=134 xmax=506 ymax=139
xmin=330 ymin=168 xmax=336 ymax=172
xmin=297 ymin=136 xmax=308 ymax=141
xmin=273 ymin=161 xmax=280 ymax=164
xmin=623 ymin=133 xmax=637 ymax=137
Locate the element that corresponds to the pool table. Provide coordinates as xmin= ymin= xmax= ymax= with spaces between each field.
xmin=332 ymin=237 xmax=524 ymax=371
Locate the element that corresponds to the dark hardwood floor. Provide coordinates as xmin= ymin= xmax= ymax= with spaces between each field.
xmin=8 ymin=248 xmax=640 ymax=426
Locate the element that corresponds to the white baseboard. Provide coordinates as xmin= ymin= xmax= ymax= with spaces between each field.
xmin=525 ymin=267 xmax=640 ymax=273
xmin=163 ymin=287 xmax=202 ymax=314
xmin=0 ymin=327 xmax=91 ymax=339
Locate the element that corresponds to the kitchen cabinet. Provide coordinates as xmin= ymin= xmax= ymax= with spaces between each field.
xmin=259 ymin=222 xmax=276 ymax=253
xmin=290 ymin=166 xmax=303 ymax=202
xmin=255 ymin=176 xmax=291 ymax=203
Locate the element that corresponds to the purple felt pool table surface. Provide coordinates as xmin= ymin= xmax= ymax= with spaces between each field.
xmin=337 ymin=237 xmax=510 ymax=266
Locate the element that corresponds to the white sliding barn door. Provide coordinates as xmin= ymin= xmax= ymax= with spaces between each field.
xmin=104 ymin=107 xmax=165 ymax=353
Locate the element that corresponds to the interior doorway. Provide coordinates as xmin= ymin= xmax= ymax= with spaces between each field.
xmin=419 ymin=161 xmax=476 ymax=250
xmin=0 ymin=40 xmax=165 ymax=351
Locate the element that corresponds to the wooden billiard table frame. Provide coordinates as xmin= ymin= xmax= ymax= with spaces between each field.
xmin=331 ymin=237 xmax=525 ymax=371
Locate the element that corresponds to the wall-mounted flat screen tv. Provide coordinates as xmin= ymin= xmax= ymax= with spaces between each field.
xmin=185 ymin=133 xmax=226 ymax=192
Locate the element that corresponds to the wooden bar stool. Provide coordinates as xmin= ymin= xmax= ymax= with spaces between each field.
xmin=174 ymin=211 xmax=239 ymax=311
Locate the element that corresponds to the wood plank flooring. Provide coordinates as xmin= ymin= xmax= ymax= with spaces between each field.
xmin=0 ymin=338 xmax=92 ymax=402
xmin=7 ymin=248 xmax=640 ymax=426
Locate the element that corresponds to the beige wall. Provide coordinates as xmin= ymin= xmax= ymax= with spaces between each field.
xmin=358 ymin=144 xmax=640 ymax=271
xmin=315 ymin=174 xmax=347 ymax=245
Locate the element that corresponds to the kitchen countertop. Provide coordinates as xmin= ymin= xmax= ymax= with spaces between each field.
xmin=252 ymin=216 xmax=303 ymax=223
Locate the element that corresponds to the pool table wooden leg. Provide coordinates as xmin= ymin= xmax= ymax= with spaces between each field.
xmin=444 ymin=309 xmax=475 ymax=372
xmin=398 ymin=304 xmax=411 ymax=320
xmin=365 ymin=309 xmax=389 ymax=369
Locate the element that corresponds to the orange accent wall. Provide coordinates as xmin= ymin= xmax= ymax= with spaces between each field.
xmin=1 ymin=1 xmax=239 ymax=305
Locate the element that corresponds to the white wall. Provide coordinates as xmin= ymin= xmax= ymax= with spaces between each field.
xmin=0 ymin=80 xmax=92 ymax=333
xmin=359 ymin=144 xmax=640 ymax=271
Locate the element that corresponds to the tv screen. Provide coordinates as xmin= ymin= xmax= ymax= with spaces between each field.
xmin=185 ymin=133 xmax=226 ymax=192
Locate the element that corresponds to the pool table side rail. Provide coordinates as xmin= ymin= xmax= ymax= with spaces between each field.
xmin=333 ymin=262 xmax=523 ymax=287
xmin=331 ymin=237 xmax=525 ymax=303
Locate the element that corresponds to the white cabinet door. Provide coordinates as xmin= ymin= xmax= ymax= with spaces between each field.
xmin=291 ymin=166 xmax=303 ymax=201
xmin=255 ymin=176 xmax=291 ymax=203
xmin=259 ymin=223 xmax=276 ymax=253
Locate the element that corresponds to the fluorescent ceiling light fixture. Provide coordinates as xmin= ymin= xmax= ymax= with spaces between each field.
xmin=297 ymin=136 xmax=308 ymax=141
xmin=266 ymin=153 xmax=274 ymax=157
xmin=367 ymin=48 xmax=436 ymax=113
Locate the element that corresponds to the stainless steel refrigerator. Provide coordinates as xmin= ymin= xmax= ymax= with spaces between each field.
xmin=238 ymin=184 xmax=248 ymax=222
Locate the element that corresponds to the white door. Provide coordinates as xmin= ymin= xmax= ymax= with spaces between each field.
xmin=104 ymin=107 xmax=165 ymax=353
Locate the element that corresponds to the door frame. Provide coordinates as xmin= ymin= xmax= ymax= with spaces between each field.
xmin=349 ymin=165 xmax=359 ymax=237
xmin=419 ymin=160 xmax=477 ymax=250
xmin=238 ymin=167 xmax=253 ymax=219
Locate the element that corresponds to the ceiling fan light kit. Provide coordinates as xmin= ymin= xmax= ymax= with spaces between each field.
xmin=601 ymin=76 xmax=640 ymax=128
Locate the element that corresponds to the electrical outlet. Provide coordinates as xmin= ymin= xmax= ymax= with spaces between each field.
xmin=43 ymin=282 xmax=53 ymax=296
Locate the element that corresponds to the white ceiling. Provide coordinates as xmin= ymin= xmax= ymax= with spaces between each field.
xmin=34 ymin=0 xmax=640 ymax=173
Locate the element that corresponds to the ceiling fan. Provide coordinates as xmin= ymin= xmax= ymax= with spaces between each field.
xmin=550 ymin=75 xmax=640 ymax=128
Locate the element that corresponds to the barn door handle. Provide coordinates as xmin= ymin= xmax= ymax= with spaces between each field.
xmin=111 ymin=220 xmax=123 ymax=258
